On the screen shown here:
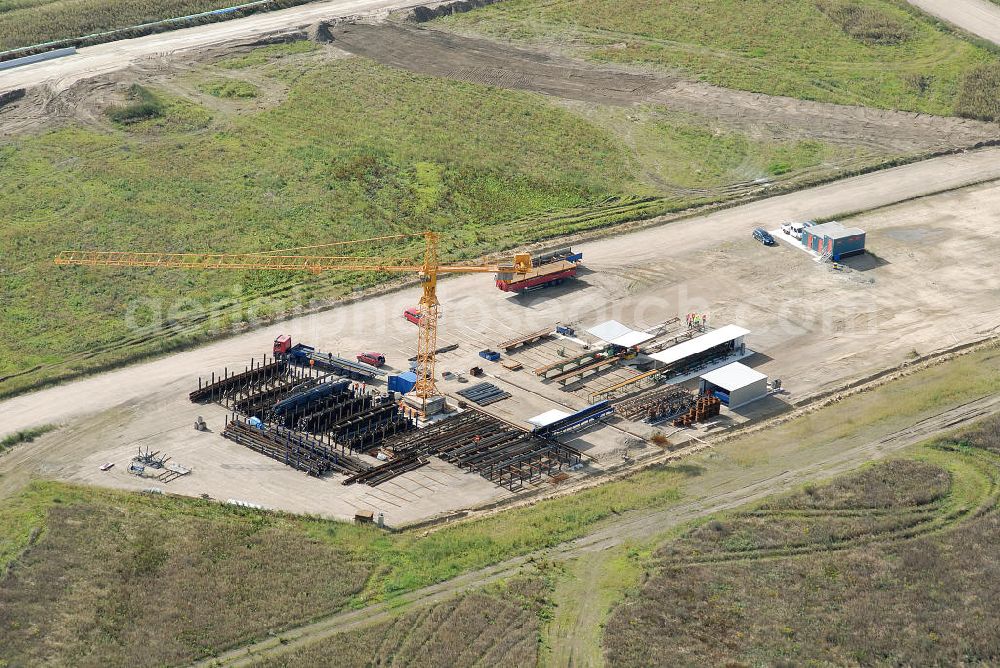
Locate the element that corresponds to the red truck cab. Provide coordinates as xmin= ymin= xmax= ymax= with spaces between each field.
xmin=273 ymin=334 xmax=292 ymax=355
xmin=357 ymin=352 xmax=386 ymax=367
xmin=404 ymin=307 xmax=421 ymax=325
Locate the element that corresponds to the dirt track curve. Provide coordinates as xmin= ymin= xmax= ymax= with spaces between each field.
xmin=331 ymin=23 xmax=1000 ymax=155
xmin=193 ymin=392 xmax=1000 ymax=667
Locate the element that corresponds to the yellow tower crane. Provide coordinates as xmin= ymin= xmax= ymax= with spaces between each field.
xmin=55 ymin=231 xmax=534 ymax=408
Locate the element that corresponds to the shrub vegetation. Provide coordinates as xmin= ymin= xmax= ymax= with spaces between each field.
xmin=954 ymin=61 xmax=1000 ymax=121
xmin=0 ymin=424 xmax=55 ymax=452
xmin=199 ymin=78 xmax=260 ymax=98
xmin=106 ymin=84 xmax=164 ymax=124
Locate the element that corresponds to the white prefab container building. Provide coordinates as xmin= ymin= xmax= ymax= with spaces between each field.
xmin=699 ymin=362 xmax=768 ymax=409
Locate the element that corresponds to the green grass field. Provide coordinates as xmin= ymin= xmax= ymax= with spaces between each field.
xmin=439 ymin=0 xmax=1000 ymax=118
xmin=0 ymin=50 xmax=879 ymax=397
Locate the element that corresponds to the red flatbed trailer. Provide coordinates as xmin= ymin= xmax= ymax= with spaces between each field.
xmin=496 ymin=263 xmax=577 ymax=292
xmin=495 ymin=248 xmax=583 ymax=293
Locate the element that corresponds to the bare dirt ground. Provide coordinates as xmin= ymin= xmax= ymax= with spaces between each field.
xmin=330 ymin=23 xmax=1000 ymax=154
xmin=906 ymin=0 xmax=1000 ymax=45
xmin=0 ymin=33 xmax=351 ymax=137
xmin=1 ymin=152 xmax=998 ymax=525
xmin=196 ymin=391 xmax=1000 ymax=667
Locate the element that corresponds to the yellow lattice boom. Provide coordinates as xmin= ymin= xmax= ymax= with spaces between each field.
xmin=55 ymin=231 xmax=533 ymax=408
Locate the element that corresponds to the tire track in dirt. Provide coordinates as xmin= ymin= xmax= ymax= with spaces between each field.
xmin=657 ymin=447 xmax=1000 ymax=568
xmin=191 ymin=393 xmax=1000 ymax=668
xmin=330 ymin=23 xmax=1000 ymax=154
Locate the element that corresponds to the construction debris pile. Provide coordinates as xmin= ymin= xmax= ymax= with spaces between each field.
xmin=128 ymin=447 xmax=190 ymax=483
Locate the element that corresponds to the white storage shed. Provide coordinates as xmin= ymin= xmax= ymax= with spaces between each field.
xmin=699 ymin=362 xmax=768 ymax=409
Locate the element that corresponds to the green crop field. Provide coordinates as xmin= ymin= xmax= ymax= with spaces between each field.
xmin=439 ymin=0 xmax=1000 ymax=118
xmin=0 ymin=0 xmax=295 ymax=51
xmin=0 ymin=49 xmax=880 ymax=397
xmin=603 ymin=416 xmax=1000 ymax=666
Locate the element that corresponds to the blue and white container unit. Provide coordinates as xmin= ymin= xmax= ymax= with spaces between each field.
xmin=800 ymin=221 xmax=866 ymax=260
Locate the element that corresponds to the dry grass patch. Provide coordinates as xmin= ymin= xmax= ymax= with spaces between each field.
xmin=606 ymin=514 xmax=1000 ymax=667
xmin=815 ymin=0 xmax=913 ymax=45
xmin=957 ymin=411 xmax=1000 ymax=455
xmin=603 ymin=424 xmax=1000 ymax=666
xmin=955 ymin=61 xmax=1000 ymax=121
xmin=761 ymin=458 xmax=950 ymax=510
xmin=0 ymin=502 xmax=370 ymax=667
xmin=255 ymin=576 xmax=550 ymax=667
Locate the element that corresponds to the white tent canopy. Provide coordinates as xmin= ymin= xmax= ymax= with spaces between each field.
xmin=610 ymin=331 xmax=655 ymax=348
xmin=528 ymin=409 xmax=571 ymax=427
xmin=586 ymin=320 xmax=634 ymax=342
xmin=587 ymin=320 xmax=656 ymax=348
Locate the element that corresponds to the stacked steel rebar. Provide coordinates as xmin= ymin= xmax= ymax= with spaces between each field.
xmin=615 ymin=387 xmax=696 ymax=422
xmin=672 ymin=393 xmax=721 ymax=427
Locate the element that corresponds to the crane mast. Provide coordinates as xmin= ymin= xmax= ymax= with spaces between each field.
xmin=415 ymin=232 xmax=440 ymax=400
xmin=55 ymin=230 xmax=533 ymax=411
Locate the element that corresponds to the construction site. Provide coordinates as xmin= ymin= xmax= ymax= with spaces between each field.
xmin=4 ymin=0 xmax=1000 ymax=663
xmin=14 ymin=176 xmax=992 ymax=527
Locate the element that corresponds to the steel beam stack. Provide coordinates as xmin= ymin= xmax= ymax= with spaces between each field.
xmin=222 ymin=417 xmax=370 ymax=477
xmin=499 ymin=327 xmax=554 ymax=352
xmin=456 ymin=382 xmax=512 ymax=406
xmin=375 ymin=409 xmax=581 ymax=491
xmin=197 ymin=356 xmax=417 ymax=473
xmin=533 ymin=401 xmax=613 ymax=437
xmin=343 ymin=454 xmax=428 ymax=487
xmin=190 ymin=358 xmax=287 ymax=403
